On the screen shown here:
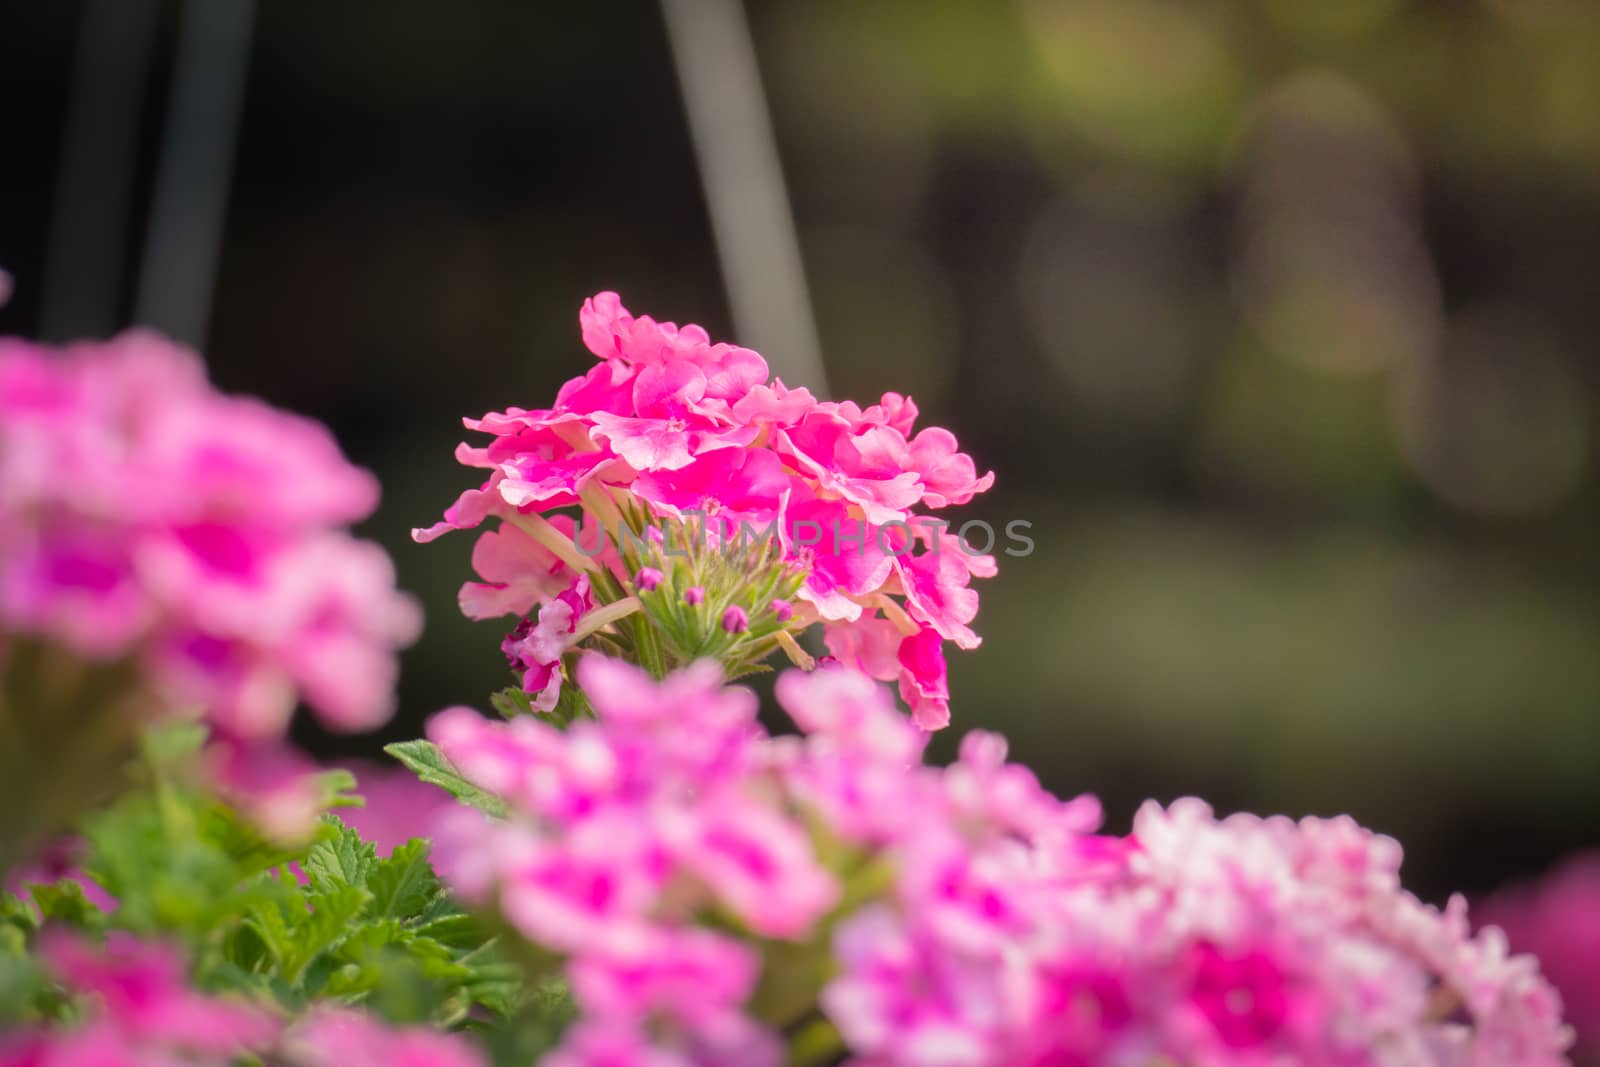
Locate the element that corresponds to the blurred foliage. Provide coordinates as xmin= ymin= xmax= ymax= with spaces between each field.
xmin=1 ymin=726 xmax=572 ymax=1063
xmin=0 ymin=0 xmax=1597 ymax=898
xmin=1 ymin=726 xmax=523 ymax=1031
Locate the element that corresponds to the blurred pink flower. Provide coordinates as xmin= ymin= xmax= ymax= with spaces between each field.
xmin=3 ymin=837 xmax=115 ymax=912
xmin=1479 ymin=852 xmax=1600 ymax=1055
xmin=0 ymin=330 xmax=419 ymax=837
xmin=427 ymin=657 xmax=838 ymax=1065
xmin=0 ymin=931 xmax=279 ymax=1066
xmin=336 ymin=760 xmax=456 ymax=855
xmin=285 ymin=1009 xmax=486 ymax=1067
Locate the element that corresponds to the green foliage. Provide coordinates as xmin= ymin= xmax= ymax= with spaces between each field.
xmin=0 ymin=726 xmax=575 ymax=1056
xmin=489 ymin=684 xmax=536 ymax=719
xmin=383 ymin=740 xmax=509 ymax=817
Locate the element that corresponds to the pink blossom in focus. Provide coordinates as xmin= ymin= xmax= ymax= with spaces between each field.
xmin=418 ymin=292 xmax=996 ymax=729
xmin=501 ymin=573 xmax=592 ymax=711
xmin=895 ymin=624 xmax=951 ymax=730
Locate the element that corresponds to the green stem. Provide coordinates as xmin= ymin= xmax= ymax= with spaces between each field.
xmin=786 ymin=1014 xmax=845 ymax=1067
xmin=504 ymin=512 xmax=597 ymax=575
xmin=570 ymin=596 xmax=641 ymax=643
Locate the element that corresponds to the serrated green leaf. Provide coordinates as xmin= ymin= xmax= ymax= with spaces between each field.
xmin=245 ymin=895 xmax=296 ymax=972
xmin=383 ymin=741 xmax=508 ymax=818
xmin=413 ymin=911 xmax=489 ymax=949
xmin=283 ymin=883 xmax=371 ymax=984
xmin=303 ymin=819 xmax=376 ymax=894
xmin=367 ymin=839 xmax=439 ymax=920
xmin=39 ymin=729 xmax=521 ymax=1034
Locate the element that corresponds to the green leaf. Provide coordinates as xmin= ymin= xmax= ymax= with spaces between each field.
xmin=40 ymin=727 xmax=522 ymax=1034
xmin=367 ymin=839 xmax=439 ymax=920
xmin=140 ymin=721 xmax=208 ymax=764
xmin=303 ymin=819 xmax=376 ymax=894
xmin=244 ymin=886 xmax=297 ymax=972
xmin=0 ymin=892 xmax=36 ymax=946
xmin=413 ymin=911 xmax=491 ymax=950
xmin=26 ymin=881 xmax=104 ymax=929
xmin=286 ymin=883 xmax=371 ymax=982
xmin=316 ymin=768 xmax=364 ymax=810
xmin=383 ymin=741 xmax=508 ymax=818
xmin=489 ymin=686 xmax=534 ymax=719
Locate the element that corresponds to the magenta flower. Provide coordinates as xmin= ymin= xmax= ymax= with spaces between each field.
xmin=894 ymin=624 xmax=951 ymax=730
xmin=501 ymin=574 xmax=593 ymax=711
xmin=425 ymin=658 xmax=844 ymax=1064
xmin=421 ymin=656 xmax=1573 ymax=1067
xmin=418 ymin=291 xmax=995 ymax=730
xmin=0 ymin=330 xmax=419 ymax=848
xmin=458 ymin=521 xmax=574 ymax=621
xmin=0 ymin=931 xmax=279 ymax=1066
xmin=284 ymin=1009 xmax=486 ymax=1067
xmin=1185 ymin=943 xmax=1294 ymax=1049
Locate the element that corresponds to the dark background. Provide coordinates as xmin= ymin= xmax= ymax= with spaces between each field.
xmin=2 ymin=0 xmax=1597 ymax=902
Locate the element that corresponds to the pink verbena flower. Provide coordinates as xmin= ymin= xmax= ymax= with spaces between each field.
xmin=283 ymin=1008 xmax=487 ymax=1067
xmin=425 ymin=658 xmax=1576 ymax=1066
xmin=426 ymin=656 xmax=842 ymax=1066
xmin=0 ymin=931 xmax=279 ymax=1066
xmin=501 ymin=574 xmax=593 ymax=711
xmin=418 ymin=292 xmax=994 ymax=730
xmin=785 ymin=677 xmax=1572 ymax=1067
xmin=0 ymin=330 xmax=419 ymax=842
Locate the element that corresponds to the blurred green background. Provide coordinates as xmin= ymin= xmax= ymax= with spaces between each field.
xmin=2 ymin=0 xmax=1597 ymax=900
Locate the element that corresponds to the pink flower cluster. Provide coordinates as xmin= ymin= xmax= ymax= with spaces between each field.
xmin=429 ymin=655 xmax=833 ymax=1066
xmin=282 ymin=1008 xmax=486 ymax=1067
xmin=0 ymin=333 xmax=419 ymax=780
xmin=1478 ymin=853 xmax=1600 ymax=1058
xmin=0 ymin=932 xmax=485 ymax=1067
xmin=835 ymin=793 xmax=1572 ymax=1067
xmin=427 ymin=656 xmax=1572 ymax=1067
xmin=0 ymin=931 xmax=277 ymax=1067
xmin=418 ymin=292 xmax=994 ymax=728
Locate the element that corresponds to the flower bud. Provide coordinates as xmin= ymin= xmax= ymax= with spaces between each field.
xmin=721 ymin=606 xmax=749 ymax=634
xmin=769 ymin=598 xmax=794 ymax=622
xmin=634 ymin=567 xmax=663 ymax=592
xmin=683 ymin=586 xmax=706 ymax=606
